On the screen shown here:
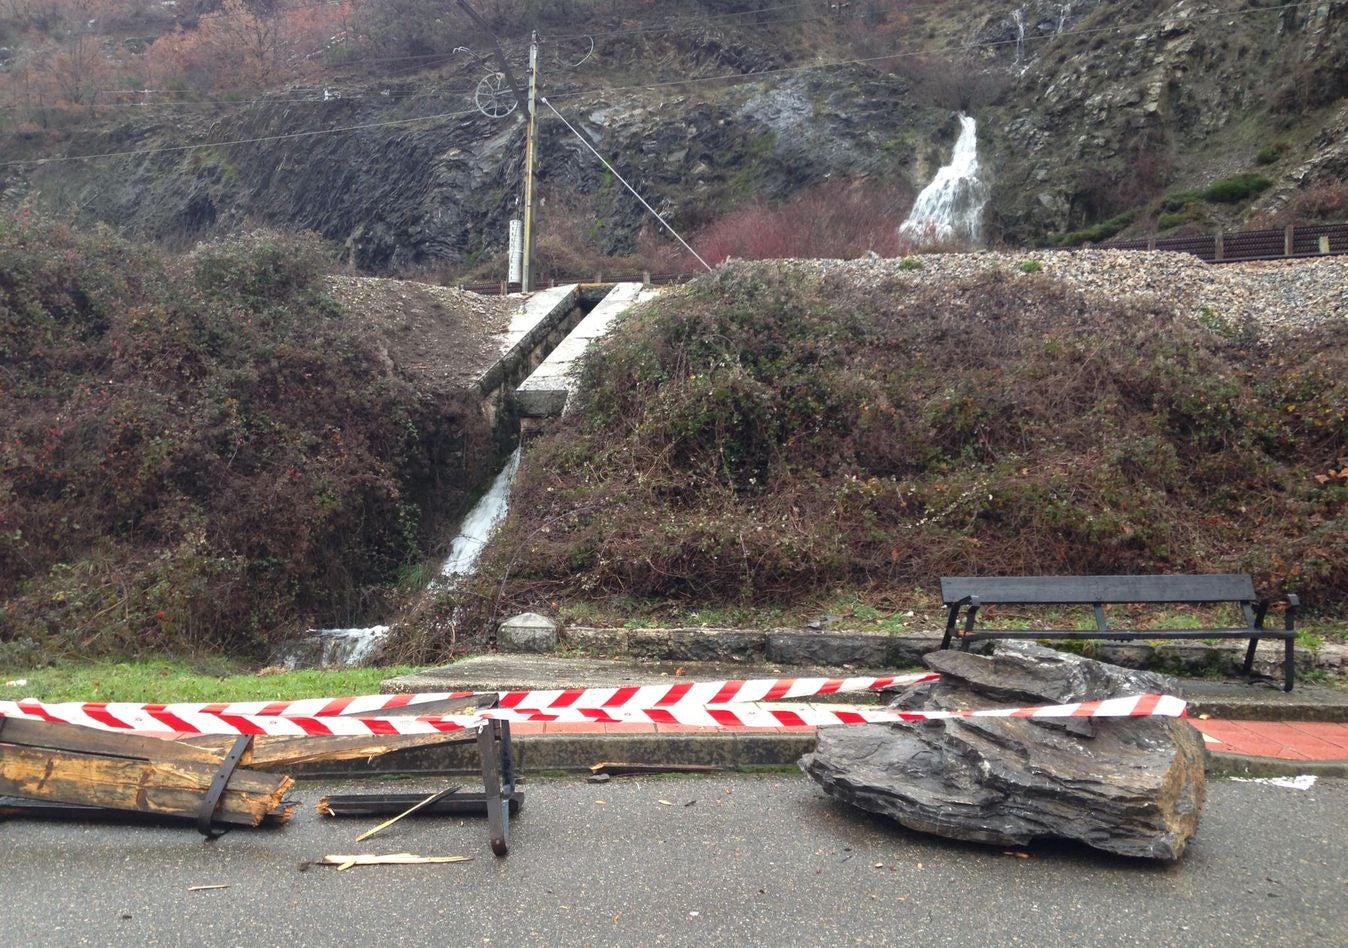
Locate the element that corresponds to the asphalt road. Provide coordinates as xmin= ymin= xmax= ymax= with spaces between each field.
xmin=2 ymin=774 xmax=1343 ymax=947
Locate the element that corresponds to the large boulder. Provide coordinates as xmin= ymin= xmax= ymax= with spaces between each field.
xmin=800 ymin=643 xmax=1207 ymax=860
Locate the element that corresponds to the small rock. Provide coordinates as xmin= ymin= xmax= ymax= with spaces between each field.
xmin=498 ymin=612 xmax=559 ymax=652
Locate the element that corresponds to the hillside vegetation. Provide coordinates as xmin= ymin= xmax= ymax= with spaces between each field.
xmin=403 ymin=261 xmax=1348 ymax=660
xmin=2 ymin=2 xmax=1344 ymax=277
xmin=0 ymin=218 xmax=490 ymax=664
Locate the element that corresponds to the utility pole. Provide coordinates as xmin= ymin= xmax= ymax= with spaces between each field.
xmin=521 ymin=31 xmax=540 ymax=293
xmin=454 ymin=1 xmax=537 ymax=292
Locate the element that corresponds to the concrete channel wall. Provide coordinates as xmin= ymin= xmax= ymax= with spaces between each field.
xmin=514 ymin=282 xmax=660 ymax=428
xmin=471 ymin=284 xmax=585 ymax=428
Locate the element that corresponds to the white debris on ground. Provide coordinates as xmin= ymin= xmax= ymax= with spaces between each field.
xmin=1229 ymin=775 xmax=1319 ymax=790
xmin=786 ymin=251 xmax=1348 ymax=340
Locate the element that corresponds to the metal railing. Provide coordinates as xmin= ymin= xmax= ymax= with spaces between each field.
xmin=1102 ymin=221 xmax=1348 ymax=263
xmin=449 ymin=221 xmax=1348 ymax=294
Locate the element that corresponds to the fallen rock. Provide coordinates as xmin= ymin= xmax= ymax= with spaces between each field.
xmin=800 ymin=643 xmax=1207 ymax=860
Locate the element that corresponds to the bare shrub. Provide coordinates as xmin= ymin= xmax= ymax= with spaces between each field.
xmin=694 ymin=178 xmax=914 ymax=263
xmin=0 ymin=220 xmax=491 ymax=659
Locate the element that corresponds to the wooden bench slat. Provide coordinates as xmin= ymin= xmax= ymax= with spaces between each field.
xmin=940 ymin=574 xmax=1257 ymax=605
xmin=937 ymin=573 xmax=1297 ymax=692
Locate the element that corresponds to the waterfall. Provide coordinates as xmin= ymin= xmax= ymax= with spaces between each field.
xmin=437 ymin=447 xmax=521 ymax=580
xmin=1057 ymin=2 xmax=1073 ymax=34
xmin=273 ymin=448 xmax=523 ymax=669
xmin=898 ymin=114 xmax=989 ymax=246
xmin=1012 ymin=8 xmax=1026 ymax=67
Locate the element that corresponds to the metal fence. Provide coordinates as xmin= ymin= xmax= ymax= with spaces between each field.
xmin=1103 ymin=222 xmax=1348 ymax=262
xmin=452 ymin=222 xmax=1348 ymax=294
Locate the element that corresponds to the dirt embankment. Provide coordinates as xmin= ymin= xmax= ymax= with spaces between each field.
xmin=0 ymin=224 xmax=518 ymax=664
xmin=396 ymin=253 xmax=1347 ymax=662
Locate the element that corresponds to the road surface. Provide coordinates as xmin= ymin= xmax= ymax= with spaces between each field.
xmin=2 ymin=774 xmax=1343 ymax=946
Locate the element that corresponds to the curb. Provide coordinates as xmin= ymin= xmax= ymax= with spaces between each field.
xmin=1205 ymin=752 xmax=1348 ymax=780
xmin=289 ymin=730 xmax=1346 ymax=782
xmin=290 ymin=732 xmax=814 ymax=779
xmin=551 ymin=625 xmax=1346 ymax=683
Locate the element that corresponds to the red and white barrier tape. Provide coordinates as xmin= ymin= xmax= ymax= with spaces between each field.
xmin=0 ymin=672 xmax=936 ymax=723
xmin=492 ymin=673 xmax=939 ymax=711
xmin=0 ymin=693 xmax=1186 ymax=737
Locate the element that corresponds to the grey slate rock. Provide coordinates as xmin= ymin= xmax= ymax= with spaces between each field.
xmin=800 ymin=643 xmax=1207 ymax=860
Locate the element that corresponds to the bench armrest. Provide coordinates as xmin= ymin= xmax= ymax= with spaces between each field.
xmin=941 ymin=595 xmax=980 ymax=650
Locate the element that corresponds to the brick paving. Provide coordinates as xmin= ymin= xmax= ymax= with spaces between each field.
xmin=1191 ymin=719 xmax=1348 ymax=761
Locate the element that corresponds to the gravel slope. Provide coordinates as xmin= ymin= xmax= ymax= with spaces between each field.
xmin=797 ymin=250 xmax=1348 ymax=339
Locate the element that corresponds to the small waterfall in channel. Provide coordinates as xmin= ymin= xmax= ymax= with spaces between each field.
xmin=1056 ymin=2 xmax=1073 ymax=34
xmin=275 ymin=448 xmax=523 ymax=668
xmin=1012 ymin=7 xmax=1027 ymax=68
xmin=436 ymin=448 xmax=521 ymax=581
xmin=898 ymin=114 xmax=989 ymax=247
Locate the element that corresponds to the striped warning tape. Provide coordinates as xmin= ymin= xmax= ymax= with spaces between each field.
xmin=496 ymin=692 xmax=1188 ymax=728
xmin=0 ymin=672 xmax=936 ymax=723
xmin=0 ymin=699 xmax=480 ymax=737
xmin=0 ymin=693 xmax=1186 ymax=737
xmin=492 ymin=673 xmax=940 ymax=711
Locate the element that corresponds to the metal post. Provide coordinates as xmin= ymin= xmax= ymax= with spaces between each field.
xmin=521 ymin=32 xmax=540 ymax=293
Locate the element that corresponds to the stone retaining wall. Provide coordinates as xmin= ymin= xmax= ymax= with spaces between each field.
xmin=553 ymin=625 xmax=1346 ymax=681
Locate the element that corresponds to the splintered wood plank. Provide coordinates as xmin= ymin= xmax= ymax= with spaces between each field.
xmin=0 ymin=717 xmax=225 ymax=766
xmin=0 ymin=743 xmax=292 ymax=827
xmin=178 ymin=732 xmax=474 ymax=770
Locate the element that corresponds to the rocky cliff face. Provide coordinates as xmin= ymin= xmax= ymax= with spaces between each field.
xmin=4 ymin=1 xmax=1345 ymax=266
xmin=986 ymin=0 xmax=1348 ymax=240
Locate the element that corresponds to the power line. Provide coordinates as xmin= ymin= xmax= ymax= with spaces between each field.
xmin=0 ymin=106 xmax=484 ymax=168
xmin=540 ymin=95 xmax=712 ymax=273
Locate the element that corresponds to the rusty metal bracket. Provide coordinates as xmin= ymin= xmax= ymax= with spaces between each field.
xmin=197 ymin=735 xmax=252 ymax=840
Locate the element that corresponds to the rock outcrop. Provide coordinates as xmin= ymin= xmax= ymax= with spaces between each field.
xmin=800 ymin=643 xmax=1207 ymax=860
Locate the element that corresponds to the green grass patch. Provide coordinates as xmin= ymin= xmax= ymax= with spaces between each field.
xmin=1161 ymin=192 xmax=1202 ymax=212
xmin=0 ymin=659 xmax=420 ymax=703
xmin=1051 ymin=213 xmax=1133 ymax=246
xmin=1254 ymin=145 xmax=1284 ymax=166
xmin=1200 ymin=174 xmax=1271 ymax=204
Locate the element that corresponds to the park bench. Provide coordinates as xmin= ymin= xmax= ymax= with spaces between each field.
xmin=939 ymin=574 xmax=1300 ymax=691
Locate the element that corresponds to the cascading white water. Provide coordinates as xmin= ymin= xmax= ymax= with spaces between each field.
xmin=1057 ymin=2 xmax=1073 ymax=34
xmin=1012 ymin=7 xmax=1026 ymax=67
xmin=898 ymin=114 xmax=989 ymax=246
xmin=437 ymin=447 xmax=521 ymax=580
xmin=274 ymin=448 xmax=523 ymax=668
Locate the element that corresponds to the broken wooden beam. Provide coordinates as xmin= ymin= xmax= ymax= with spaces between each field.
xmin=0 ymin=795 xmax=295 ymax=827
xmin=0 ymin=741 xmax=293 ymax=827
xmin=0 ymin=717 xmax=225 ymax=766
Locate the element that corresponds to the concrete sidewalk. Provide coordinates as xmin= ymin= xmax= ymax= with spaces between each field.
xmin=298 ymin=655 xmax=1348 ymax=781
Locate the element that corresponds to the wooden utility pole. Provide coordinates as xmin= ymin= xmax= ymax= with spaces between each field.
xmin=521 ymin=31 xmax=540 ymax=292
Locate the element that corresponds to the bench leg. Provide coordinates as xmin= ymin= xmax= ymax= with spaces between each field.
xmin=941 ymin=605 xmax=958 ymax=650
xmin=1242 ymin=638 xmax=1259 ymax=676
xmin=477 ymin=721 xmax=509 ymax=857
xmin=1284 ymin=636 xmax=1295 ymax=693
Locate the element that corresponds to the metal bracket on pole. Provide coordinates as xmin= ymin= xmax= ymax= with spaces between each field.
xmin=455 ymin=0 xmax=528 ymax=119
